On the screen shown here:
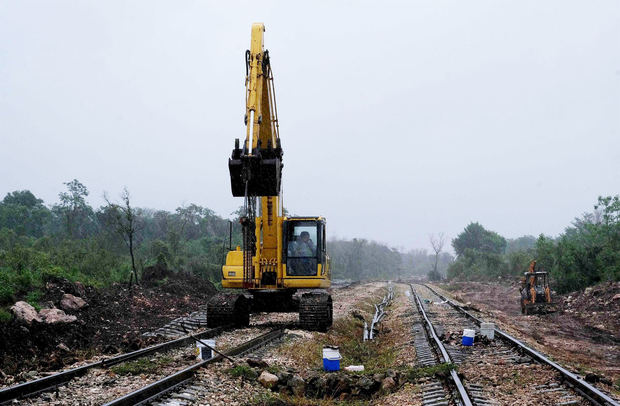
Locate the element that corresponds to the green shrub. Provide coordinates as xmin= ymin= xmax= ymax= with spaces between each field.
xmin=25 ymin=290 xmax=43 ymax=311
xmin=405 ymin=363 xmax=456 ymax=382
xmin=0 ymin=308 xmax=12 ymax=323
xmin=110 ymin=356 xmax=173 ymax=375
xmin=227 ymin=365 xmax=258 ymax=380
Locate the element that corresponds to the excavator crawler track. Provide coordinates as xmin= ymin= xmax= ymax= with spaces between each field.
xmin=299 ymin=292 xmax=333 ymax=332
xmin=206 ymin=293 xmax=250 ymax=328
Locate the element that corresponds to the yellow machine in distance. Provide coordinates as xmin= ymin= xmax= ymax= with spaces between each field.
xmin=207 ymin=23 xmax=332 ymax=331
xmin=519 ymin=260 xmax=556 ymax=315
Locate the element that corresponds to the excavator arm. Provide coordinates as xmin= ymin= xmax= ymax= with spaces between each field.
xmin=229 ymin=23 xmax=282 ymax=198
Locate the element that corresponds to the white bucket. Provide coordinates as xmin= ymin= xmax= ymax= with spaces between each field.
xmin=480 ymin=322 xmax=495 ymax=340
xmin=196 ymin=339 xmax=215 ymax=360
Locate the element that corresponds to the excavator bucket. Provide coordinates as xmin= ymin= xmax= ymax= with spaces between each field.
xmin=228 ymin=139 xmax=282 ymax=197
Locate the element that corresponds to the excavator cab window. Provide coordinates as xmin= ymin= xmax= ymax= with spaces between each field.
xmin=283 ymin=219 xmax=325 ymax=276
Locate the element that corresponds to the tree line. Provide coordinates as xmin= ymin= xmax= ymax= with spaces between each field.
xmin=446 ymin=195 xmax=620 ymax=293
xmin=328 ymin=238 xmax=454 ymax=281
xmin=0 ymin=180 xmax=241 ymax=309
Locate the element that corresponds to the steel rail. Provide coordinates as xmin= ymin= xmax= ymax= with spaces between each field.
xmin=410 ymin=285 xmax=473 ymax=406
xmin=102 ymin=328 xmax=285 ymax=406
xmin=0 ymin=325 xmax=228 ymax=405
xmin=423 ymin=283 xmax=620 ymax=406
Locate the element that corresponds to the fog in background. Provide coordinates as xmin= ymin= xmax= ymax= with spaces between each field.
xmin=1 ymin=1 xmax=618 ymax=251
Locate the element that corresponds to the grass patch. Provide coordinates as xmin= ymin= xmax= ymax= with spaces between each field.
xmin=110 ymin=356 xmax=173 ymax=375
xmin=267 ymin=364 xmax=282 ymax=375
xmin=227 ymin=364 xmax=259 ymax=380
xmin=250 ymin=393 xmax=371 ymax=406
xmin=404 ymin=363 xmax=456 ymax=382
xmin=0 ymin=308 xmax=12 ymax=323
xmin=25 ymin=290 xmax=43 ymax=311
xmin=438 ymin=284 xmax=459 ymax=292
xmin=248 ymin=392 xmax=288 ymax=405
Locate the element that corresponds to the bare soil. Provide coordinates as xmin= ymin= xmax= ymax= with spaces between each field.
xmin=434 ymin=280 xmax=620 ymax=393
xmin=0 ymin=273 xmax=216 ymax=382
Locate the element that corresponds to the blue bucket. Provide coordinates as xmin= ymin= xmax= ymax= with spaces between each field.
xmin=323 ymin=347 xmax=341 ymax=371
xmin=462 ymin=329 xmax=475 ymax=346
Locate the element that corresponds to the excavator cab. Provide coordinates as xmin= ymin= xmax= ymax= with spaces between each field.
xmin=283 ymin=218 xmax=327 ymax=277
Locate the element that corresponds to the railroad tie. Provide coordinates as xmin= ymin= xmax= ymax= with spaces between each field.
xmin=421 ymin=381 xmax=451 ymax=406
xmin=466 ymin=383 xmax=497 ymax=405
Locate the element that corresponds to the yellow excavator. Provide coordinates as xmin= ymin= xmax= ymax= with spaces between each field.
xmin=207 ymin=23 xmax=332 ymax=331
xmin=520 ymin=260 xmax=556 ymax=315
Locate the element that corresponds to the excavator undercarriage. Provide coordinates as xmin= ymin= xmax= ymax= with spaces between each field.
xmin=207 ymin=290 xmax=333 ymax=331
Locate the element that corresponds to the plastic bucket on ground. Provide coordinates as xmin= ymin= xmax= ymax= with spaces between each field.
xmin=480 ymin=322 xmax=495 ymax=340
xmin=462 ymin=329 xmax=475 ymax=346
xmin=196 ymin=339 xmax=216 ymax=360
xmin=323 ymin=346 xmax=341 ymax=371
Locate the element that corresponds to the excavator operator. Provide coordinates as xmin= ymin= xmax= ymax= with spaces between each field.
xmin=288 ymin=231 xmax=316 ymax=276
xmin=295 ymin=231 xmax=316 ymax=256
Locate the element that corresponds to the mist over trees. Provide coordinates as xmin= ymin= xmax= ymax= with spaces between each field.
xmin=447 ymin=195 xmax=620 ymax=293
xmin=328 ymin=239 xmax=454 ymax=281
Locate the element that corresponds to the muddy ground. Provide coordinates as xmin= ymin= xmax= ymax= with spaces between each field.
xmin=0 ymin=273 xmax=216 ymax=381
xmin=435 ymin=280 xmax=620 ymax=393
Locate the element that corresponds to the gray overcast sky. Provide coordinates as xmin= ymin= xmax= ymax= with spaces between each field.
xmin=1 ymin=1 xmax=619 ymax=251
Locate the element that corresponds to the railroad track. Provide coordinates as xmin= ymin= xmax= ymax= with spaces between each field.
xmin=0 ymin=325 xmax=228 ymax=405
xmin=102 ymin=328 xmax=285 ymax=406
xmin=143 ymin=310 xmax=209 ymax=338
xmin=409 ymin=283 xmax=619 ymax=406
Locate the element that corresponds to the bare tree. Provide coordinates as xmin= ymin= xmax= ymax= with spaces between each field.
xmin=429 ymin=233 xmax=446 ymax=280
xmin=105 ymin=188 xmax=140 ymax=287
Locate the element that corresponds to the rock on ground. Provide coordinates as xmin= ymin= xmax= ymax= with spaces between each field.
xmin=60 ymin=294 xmax=88 ymax=311
xmin=288 ymin=374 xmax=305 ymax=396
xmin=258 ymin=371 xmax=279 ymax=388
xmin=10 ymin=301 xmax=42 ymax=324
xmin=39 ymin=309 xmax=77 ymax=324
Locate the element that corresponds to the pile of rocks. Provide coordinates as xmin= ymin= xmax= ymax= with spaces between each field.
xmin=10 ymin=293 xmax=88 ymax=325
xmin=248 ymin=358 xmax=403 ymax=400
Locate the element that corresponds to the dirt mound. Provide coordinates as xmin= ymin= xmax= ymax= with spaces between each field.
xmin=142 ymin=263 xmax=172 ymax=283
xmin=0 ymin=273 xmax=217 ymax=381
xmin=561 ymin=281 xmax=620 ymax=336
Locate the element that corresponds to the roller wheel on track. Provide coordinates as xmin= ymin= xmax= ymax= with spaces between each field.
xmin=207 ymin=293 xmax=250 ymax=328
xmin=299 ymin=292 xmax=332 ymax=332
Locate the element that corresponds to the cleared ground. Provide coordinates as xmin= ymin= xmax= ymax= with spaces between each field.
xmin=434 ymin=281 xmax=620 ymax=395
